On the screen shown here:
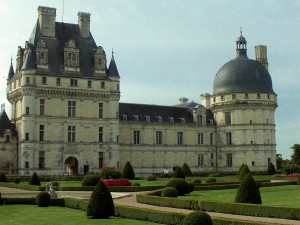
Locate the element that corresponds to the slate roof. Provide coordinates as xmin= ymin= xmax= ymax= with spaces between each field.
xmin=107 ymin=54 xmax=120 ymax=77
xmin=0 ymin=111 xmax=16 ymax=136
xmin=7 ymin=60 xmax=15 ymax=80
xmin=119 ymin=102 xmax=194 ymax=123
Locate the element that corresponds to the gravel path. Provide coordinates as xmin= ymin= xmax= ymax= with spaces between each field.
xmin=1 ymin=187 xmax=299 ymax=225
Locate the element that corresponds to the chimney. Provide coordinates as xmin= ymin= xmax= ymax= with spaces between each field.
xmin=78 ymin=12 xmax=91 ymax=38
xmin=179 ymin=97 xmax=188 ymax=104
xmin=200 ymin=93 xmax=211 ymax=109
xmin=255 ymin=45 xmax=268 ymax=70
xmin=38 ymin=6 xmax=56 ymax=37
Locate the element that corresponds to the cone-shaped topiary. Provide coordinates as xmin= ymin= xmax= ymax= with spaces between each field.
xmin=167 ymin=178 xmax=190 ymax=196
xmin=237 ymin=164 xmax=244 ymax=177
xmin=183 ymin=211 xmax=213 ymax=225
xmin=29 ymin=172 xmax=41 ymax=186
xmin=173 ymin=166 xmax=185 ymax=180
xmin=86 ymin=180 xmax=115 ymax=219
xmin=36 ymin=191 xmax=51 ymax=207
xmin=181 ymin=163 xmax=192 ymax=177
xmin=267 ymin=162 xmax=276 ymax=175
xmin=0 ymin=173 xmax=7 ymax=182
xmin=235 ymin=173 xmax=262 ymax=204
xmin=122 ymin=161 xmax=135 ymax=179
xmin=238 ymin=164 xmax=250 ymax=181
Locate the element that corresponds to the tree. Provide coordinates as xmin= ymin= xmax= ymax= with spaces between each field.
xmin=122 ymin=161 xmax=135 ymax=179
xmin=291 ymin=144 xmax=300 ymax=165
xmin=173 ymin=166 xmax=185 ymax=180
xmin=29 ymin=172 xmax=41 ymax=186
xmin=276 ymin=154 xmax=283 ymax=170
xmin=267 ymin=162 xmax=276 ymax=175
xmin=235 ymin=173 xmax=262 ymax=204
xmin=86 ymin=180 xmax=115 ymax=219
xmin=238 ymin=164 xmax=250 ymax=181
xmin=181 ymin=163 xmax=192 ymax=177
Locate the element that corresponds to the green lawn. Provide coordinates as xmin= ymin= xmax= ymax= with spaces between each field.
xmin=180 ymin=185 xmax=300 ymax=208
xmin=0 ymin=205 xmax=161 ymax=225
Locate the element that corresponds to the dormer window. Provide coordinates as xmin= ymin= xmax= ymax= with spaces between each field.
xmin=145 ymin=116 xmax=150 ymax=122
xmin=36 ymin=39 xmax=48 ymax=67
xmin=133 ymin=115 xmax=139 ymax=121
xmin=180 ymin=118 xmax=185 ymax=123
xmin=121 ymin=114 xmax=127 ymax=121
xmin=64 ymin=39 xmax=79 ymax=69
xmin=156 ymin=116 xmax=162 ymax=123
xmin=168 ymin=117 xmax=174 ymax=123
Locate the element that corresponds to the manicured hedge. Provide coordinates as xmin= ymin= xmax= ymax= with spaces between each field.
xmin=200 ymin=201 xmax=300 ymax=220
xmin=136 ymin=191 xmax=198 ymax=210
xmin=2 ymin=197 xmax=65 ymax=206
xmin=194 ymin=184 xmax=240 ymax=191
xmin=0 ymin=182 xmax=44 ymax=191
xmin=259 ymin=181 xmax=297 ymax=187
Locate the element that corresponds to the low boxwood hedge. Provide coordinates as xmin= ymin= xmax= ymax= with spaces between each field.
xmin=195 ymin=184 xmax=240 ymax=191
xmin=0 ymin=182 xmax=44 ymax=191
xmin=2 ymin=197 xmax=65 ymax=206
xmin=200 ymin=201 xmax=300 ymax=220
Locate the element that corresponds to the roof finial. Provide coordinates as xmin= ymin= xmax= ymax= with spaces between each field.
xmin=240 ymin=27 xmax=243 ymax=36
xmin=112 ymin=48 xmax=114 ymax=58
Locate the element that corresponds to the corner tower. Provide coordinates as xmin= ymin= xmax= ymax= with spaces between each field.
xmin=210 ymin=33 xmax=277 ymax=171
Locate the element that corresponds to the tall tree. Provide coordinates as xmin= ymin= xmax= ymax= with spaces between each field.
xmin=291 ymin=144 xmax=300 ymax=165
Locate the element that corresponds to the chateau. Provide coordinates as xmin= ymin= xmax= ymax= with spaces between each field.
xmin=0 ymin=6 xmax=277 ymax=176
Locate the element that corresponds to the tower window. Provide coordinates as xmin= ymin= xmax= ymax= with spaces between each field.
xmin=39 ymin=125 xmax=44 ymax=141
xmin=68 ymin=101 xmax=76 ymax=117
xmin=99 ymin=127 xmax=103 ymax=143
xmin=225 ymin=112 xmax=231 ymax=125
xmin=56 ymin=78 xmax=61 ymax=85
xmin=133 ymin=130 xmax=140 ymax=145
xmin=88 ymin=80 xmax=92 ymax=88
xmin=198 ymin=154 xmax=204 ymax=167
xmin=68 ymin=126 xmax=76 ymax=142
xmin=198 ymin=132 xmax=204 ymax=145
xmin=226 ymin=132 xmax=232 ymax=145
xmin=226 ymin=153 xmax=233 ymax=167
xmin=99 ymin=103 xmax=103 ymax=119
xmin=42 ymin=77 xmax=47 ymax=84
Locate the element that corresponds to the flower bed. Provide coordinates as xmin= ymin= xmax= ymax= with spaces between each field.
xmin=102 ymin=179 xmax=132 ymax=186
xmin=281 ymin=173 xmax=299 ymax=178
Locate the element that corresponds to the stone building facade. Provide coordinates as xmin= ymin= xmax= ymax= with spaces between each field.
xmin=2 ymin=6 xmax=277 ymax=176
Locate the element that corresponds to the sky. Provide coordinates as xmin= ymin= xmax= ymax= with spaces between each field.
xmin=0 ymin=0 xmax=299 ymax=159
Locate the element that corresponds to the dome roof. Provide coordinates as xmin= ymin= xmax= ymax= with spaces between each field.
xmin=213 ymin=34 xmax=274 ymax=95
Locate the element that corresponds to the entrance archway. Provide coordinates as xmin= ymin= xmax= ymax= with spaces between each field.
xmin=64 ymin=156 xmax=78 ymax=175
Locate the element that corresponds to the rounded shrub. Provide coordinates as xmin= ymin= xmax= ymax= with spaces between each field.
xmin=13 ymin=178 xmax=20 ymax=184
xmin=86 ymin=180 xmax=114 ymax=219
xmin=81 ymin=175 xmax=100 ymax=186
xmin=101 ymin=167 xmax=122 ymax=179
xmin=36 ymin=191 xmax=51 ymax=207
xmin=52 ymin=181 xmax=60 ymax=186
xmin=147 ymin=175 xmax=157 ymax=181
xmin=238 ymin=164 xmax=250 ymax=181
xmin=132 ymin=182 xmax=141 ymax=186
xmin=173 ymin=166 xmax=185 ymax=180
xmin=181 ymin=163 xmax=192 ymax=177
xmin=188 ymin=182 xmax=194 ymax=193
xmin=167 ymin=178 xmax=190 ymax=196
xmin=205 ymin=177 xmax=216 ymax=183
xmin=209 ymin=172 xmax=222 ymax=177
xmin=183 ymin=211 xmax=213 ymax=225
xmin=161 ymin=187 xmax=178 ymax=198
xmin=29 ymin=172 xmax=41 ymax=186
xmin=122 ymin=161 xmax=135 ymax=179
xmin=235 ymin=173 xmax=262 ymax=204
xmin=192 ymin=179 xmax=201 ymax=184
xmin=267 ymin=162 xmax=276 ymax=175
xmin=0 ymin=173 xmax=7 ymax=182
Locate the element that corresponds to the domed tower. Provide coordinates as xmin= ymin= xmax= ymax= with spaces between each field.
xmin=210 ymin=32 xmax=277 ymax=171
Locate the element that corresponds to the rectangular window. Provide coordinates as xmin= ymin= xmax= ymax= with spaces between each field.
xmin=25 ymin=107 xmax=29 ymax=115
xmin=226 ymin=153 xmax=233 ymax=167
xmin=257 ymin=93 xmax=261 ymax=99
xmin=221 ymin=95 xmax=224 ymax=101
xmin=42 ymin=77 xmax=47 ymax=84
xmin=56 ymin=78 xmax=61 ymax=85
xmin=225 ymin=112 xmax=231 ymax=125
xmin=211 ymin=153 xmax=214 ymax=159
xmin=198 ymin=132 xmax=204 ymax=145
xmin=268 ymin=158 xmax=271 ymax=165
xmin=252 ymin=161 xmax=255 ymax=166
xmin=88 ymin=80 xmax=92 ymax=88
xmin=5 ymin=135 xmax=10 ymax=143
xmin=40 ymin=99 xmax=45 ymax=116
xmin=133 ymin=130 xmax=140 ymax=145
xmin=197 ymin=115 xmax=203 ymax=125
xmin=99 ymin=152 xmax=104 ymax=169
xmin=39 ymin=125 xmax=44 ymax=141
xmin=25 ymin=133 xmax=29 ymax=141
xmin=68 ymin=126 xmax=76 ymax=142
xmin=26 ymin=77 xmax=30 ymax=84
xmin=177 ymin=132 xmax=183 ymax=145
xmin=101 ymin=81 xmax=105 ymax=89
xmin=25 ymin=161 xmax=29 ymax=169
xmin=68 ymin=101 xmax=76 ymax=117
xmin=232 ymin=94 xmax=236 ymax=100
xmin=99 ymin=103 xmax=103 ymax=119
xmin=70 ymin=79 xmax=78 ymax=87
xmin=39 ymin=151 xmax=45 ymax=169
xmin=245 ymin=93 xmax=249 ymax=99
xmin=226 ymin=132 xmax=232 ymax=145
xmin=99 ymin=127 xmax=103 ymax=143
xmin=198 ymin=154 xmax=204 ymax=167
xmin=210 ymin=133 xmax=214 ymax=145
xmin=156 ymin=131 xmax=162 ymax=145
xmin=67 ymin=53 xmax=72 ymax=66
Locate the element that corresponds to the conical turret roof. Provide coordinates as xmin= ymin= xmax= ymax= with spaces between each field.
xmin=107 ymin=52 xmax=120 ymax=77
xmin=0 ymin=110 xmax=13 ymax=136
xmin=7 ymin=58 xmax=15 ymax=80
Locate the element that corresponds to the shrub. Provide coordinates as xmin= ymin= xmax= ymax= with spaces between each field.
xmin=101 ymin=166 xmax=122 ymax=179
xmin=192 ymin=179 xmax=201 ymax=184
xmin=181 ymin=163 xmax=192 ymax=177
xmin=36 ymin=191 xmax=51 ymax=207
xmin=235 ymin=173 xmax=262 ymax=204
xmin=167 ymin=178 xmax=190 ymax=196
xmin=0 ymin=173 xmax=7 ymax=182
xmin=238 ymin=164 xmax=250 ymax=181
xmin=209 ymin=173 xmax=222 ymax=177
xmin=173 ymin=166 xmax=185 ymax=180
xmin=13 ymin=178 xmax=20 ymax=184
xmin=122 ymin=161 xmax=135 ymax=179
xmin=147 ymin=175 xmax=157 ymax=181
xmin=86 ymin=180 xmax=115 ymax=218
xmin=188 ymin=182 xmax=194 ymax=192
xmin=237 ymin=164 xmax=244 ymax=177
xmin=183 ymin=211 xmax=213 ymax=225
xmin=161 ymin=187 xmax=178 ymax=198
xmin=81 ymin=175 xmax=100 ymax=186
xmin=29 ymin=172 xmax=41 ymax=186
xmin=205 ymin=177 xmax=216 ymax=183
xmin=267 ymin=162 xmax=276 ymax=175
xmin=282 ymin=164 xmax=300 ymax=175
xmin=52 ymin=181 xmax=60 ymax=186
xmin=132 ymin=182 xmax=141 ymax=186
